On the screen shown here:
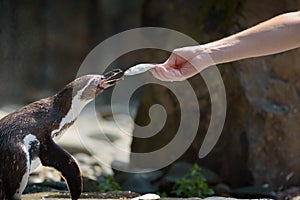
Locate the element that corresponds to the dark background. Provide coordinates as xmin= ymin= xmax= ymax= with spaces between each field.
xmin=1 ymin=0 xmax=300 ymax=191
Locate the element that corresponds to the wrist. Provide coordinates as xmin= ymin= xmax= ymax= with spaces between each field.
xmin=201 ymin=38 xmax=241 ymax=65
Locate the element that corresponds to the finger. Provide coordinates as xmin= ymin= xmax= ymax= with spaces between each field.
xmin=150 ymin=63 xmax=187 ymax=81
xmin=168 ymin=69 xmax=186 ymax=81
xmin=158 ymin=67 xmax=186 ymax=81
xmin=155 ymin=67 xmax=174 ymax=81
xmin=152 ymin=67 xmax=178 ymax=82
xmin=150 ymin=68 xmax=164 ymax=81
xmin=150 ymin=67 xmax=169 ymax=81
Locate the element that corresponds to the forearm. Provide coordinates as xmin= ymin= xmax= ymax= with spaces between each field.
xmin=202 ymin=11 xmax=300 ymax=64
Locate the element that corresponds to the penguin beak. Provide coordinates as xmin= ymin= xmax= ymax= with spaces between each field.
xmin=98 ymin=69 xmax=123 ymax=91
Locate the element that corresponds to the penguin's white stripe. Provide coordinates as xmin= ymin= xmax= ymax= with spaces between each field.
xmin=14 ymin=134 xmax=40 ymax=199
xmin=51 ymin=78 xmax=95 ymax=138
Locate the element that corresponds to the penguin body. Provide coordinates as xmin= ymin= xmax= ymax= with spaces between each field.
xmin=0 ymin=69 xmax=122 ymax=200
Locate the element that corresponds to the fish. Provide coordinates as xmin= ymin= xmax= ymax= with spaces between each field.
xmin=124 ymin=63 xmax=156 ymax=76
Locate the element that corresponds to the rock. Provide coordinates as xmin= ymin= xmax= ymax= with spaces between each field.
xmin=131 ymin=0 xmax=300 ymax=190
xmin=58 ymin=110 xmax=133 ymax=174
xmin=200 ymin=167 xmax=222 ymax=185
xmin=24 ymin=180 xmax=68 ymax=194
xmin=29 ymin=166 xmax=62 ymax=184
xmin=26 ymin=175 xmax=99 ymax=194
xmin=82 ymin=176 xmax=99 ymax=192
xmin=2 ymin=0 xmax=299 ymax=193
xmin=73 ymin=153 xmax=103 ymax=180
xmin=74 ymin=153 xmax=98 ymax=165
xmin=204 ymin=197 xmax=237 ymax=200
xmin=132 ymin=193 xmax=160 ymax=200
xmin=231 ymin=185 xmax=276 ymax=199
xmin=121 ymin=174 xmax=159 ymax=194
xmin=162 ymin=162 xmax=194 ymax=183
xmin=119 ymin=170 xmax=163 ymax=184
xmin=112 ymin=160 xmax=164 ymax=193
xmin=235 ymin=1 xmax=300 ymax=189
xmin=158 ymin=162 xmax=193 ymax=192
xmin=159 ymin=162 xmax=220 ymax=192
xmin=23 ymin=191 xmax=140 ymax=200
xmin=131 ymin=0 xmax=253 ymax=188
xmin=23 ymin=184 xmax=62 ymax=195
xmin=112 ymin=161 xmax=164 ymax=184
xmin=277 ymin=187 xmax=300 ymax=200
xmin=212 ymin=183 xmax=231 ymax=196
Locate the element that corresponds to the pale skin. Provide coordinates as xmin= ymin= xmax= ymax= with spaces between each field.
xmin=151 ymin=11 xmax=300 ymax=81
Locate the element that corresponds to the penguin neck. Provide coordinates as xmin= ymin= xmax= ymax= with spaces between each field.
xmin=51 ymin=81 xmax=94 ymax=138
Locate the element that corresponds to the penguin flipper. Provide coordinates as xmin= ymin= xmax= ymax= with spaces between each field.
xmin=39 ymin=139 xmax=82 ymax=200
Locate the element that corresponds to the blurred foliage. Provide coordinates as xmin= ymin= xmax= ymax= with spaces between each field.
xmin=96 ymin=175 xmax=121 ymax=192
xmin=156 ymin=192 xmax=168 ymax=198
xmin=171 ymin=164 xmax=214 ymax=198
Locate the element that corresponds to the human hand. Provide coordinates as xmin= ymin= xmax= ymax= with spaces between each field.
xmin=150 ymin=45 xmax=214 ymax=81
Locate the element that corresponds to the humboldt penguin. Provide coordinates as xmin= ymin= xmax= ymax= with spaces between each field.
xmin=0 ymin=69 xmax=123 ymax=200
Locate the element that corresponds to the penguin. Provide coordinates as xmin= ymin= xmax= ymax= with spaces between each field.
xmin=0 ymin=69 xmax=123 ymax=200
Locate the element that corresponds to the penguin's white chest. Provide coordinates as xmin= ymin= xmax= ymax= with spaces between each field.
xmin=51 ymin=78 xmax=94 ymax=138
xmin=14 ymin=134 xmax=40 ymax=199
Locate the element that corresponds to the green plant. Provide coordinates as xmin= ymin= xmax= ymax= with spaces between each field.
xmin=157 ymin=192 xmax=168 ymax=198
xmin=171 ymin=164 xmax=214 ymax=198
xmin=96 ymin=175 xmax=121 ymax=192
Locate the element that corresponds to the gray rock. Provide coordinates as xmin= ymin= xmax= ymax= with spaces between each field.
xmin=212 ymin=183 xmax=231 ymax=196
xmin=23 ymin=191 xmax=140 ymax=200
xmin=132 ymin=0 xmax=300 ymax=189
xmin=277 ymin=186 xmax=300 ymax=200
xmin=158 ymin=162 xmax=193 ymax=192
xmin=112 ymin=160 xmax=164 ymax=184
xmin=23 ymin=184 xmax=62 ymax=194
xmin=159 ymin=162 xmax=220 ymax=192
xmin=204 ymin=197 xmax=238 ymax=200
xmin=121 ymin=174 xmax=159 ymax=194
xmin=200 ymin=167 xmax=221 ymax=185
xmin=82 ymin=176 xmax=99 ymax=192
xmin=231 ymin=186 xmax=276 ymax=199
xmin=24 ymin=180 xmax=68 ymax=194
xmin=161 ymin=162 xmax=194 ymax=183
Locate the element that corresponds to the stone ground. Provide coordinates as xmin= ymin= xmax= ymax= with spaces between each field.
xmin=22 ymin=192 xmax=248 ymax=200
xmin=1 ymin=105 xmax=300 ymax=200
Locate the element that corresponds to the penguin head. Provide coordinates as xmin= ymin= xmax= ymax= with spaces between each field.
xmin=70 ymin=69 xmax=123 ymax=102
xmin=96 ymin=69 xmax=124 ymax=95
xmin=56 ymin=69 xmax=123 ymax=109
xmin=53 ymin=69 xmax=122 ymax=121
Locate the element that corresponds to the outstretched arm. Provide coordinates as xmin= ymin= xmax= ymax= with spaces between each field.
xmin=205 ymin=11 xmax=300 ymax=64
xmin=151 ymin=11 xmax=300 ymax=81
